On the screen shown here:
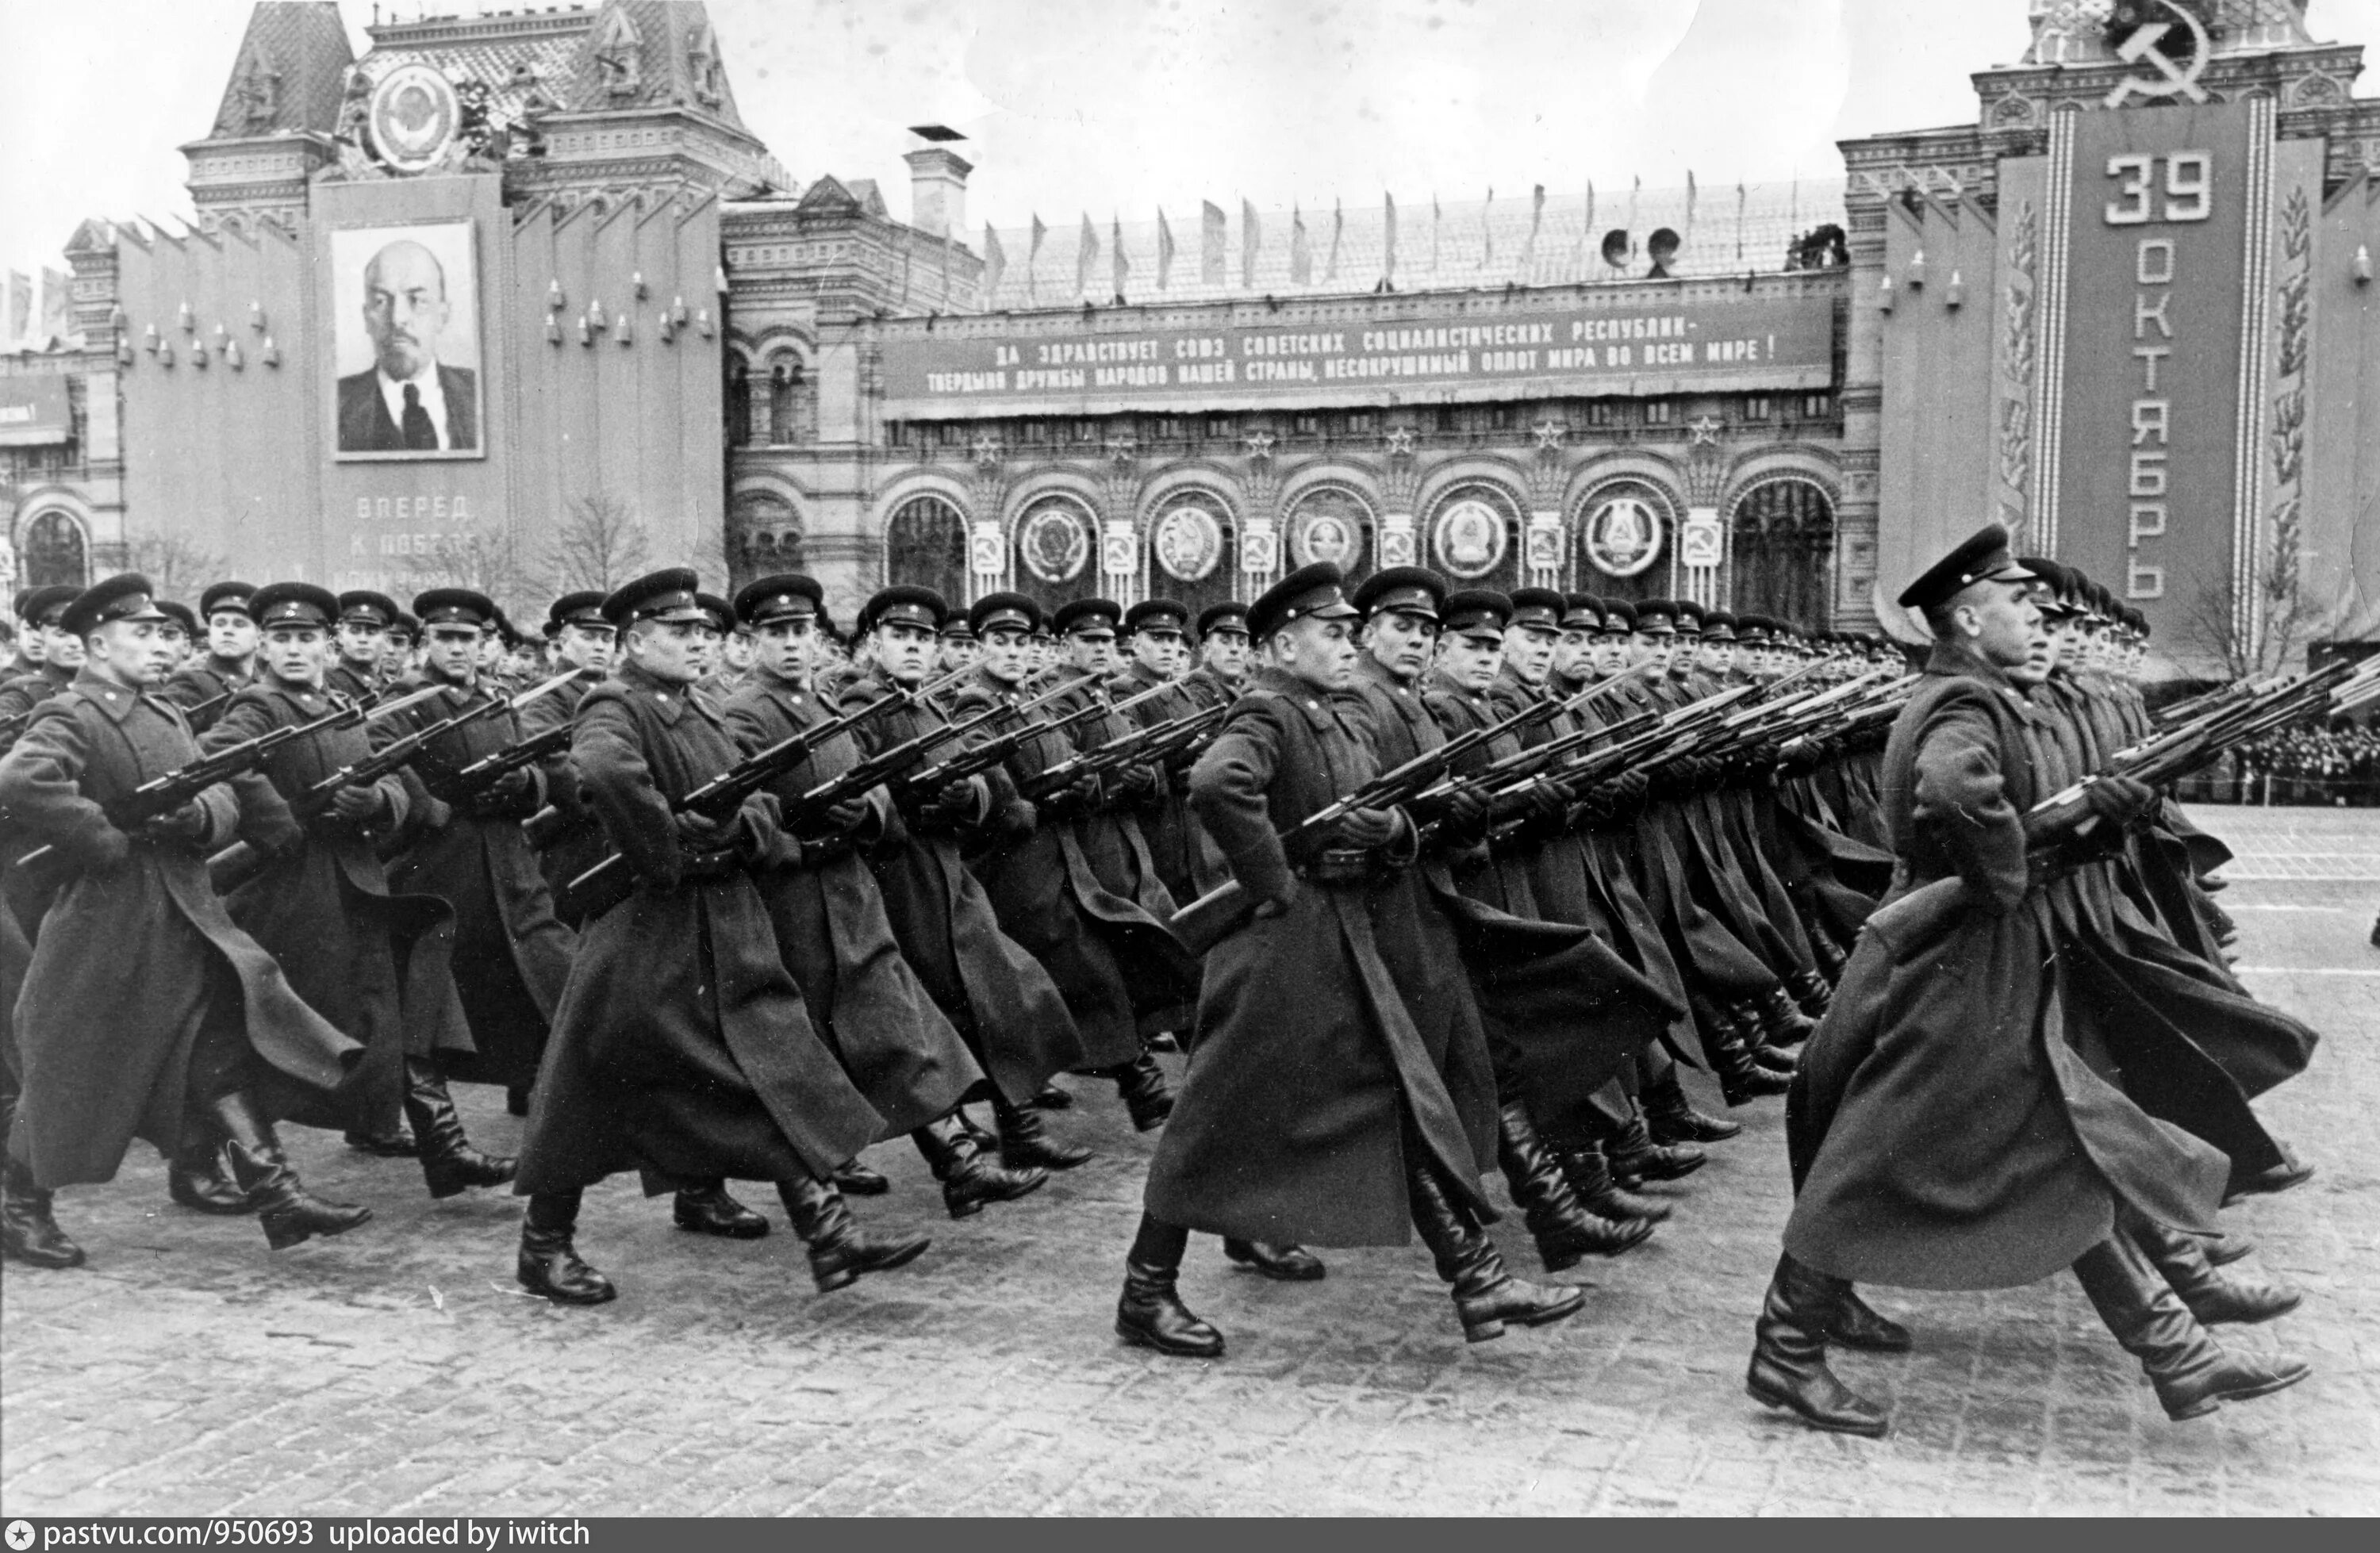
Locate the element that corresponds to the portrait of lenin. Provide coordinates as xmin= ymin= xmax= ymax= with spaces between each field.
xmin=335 ymin=232 xmax=482 ymax=455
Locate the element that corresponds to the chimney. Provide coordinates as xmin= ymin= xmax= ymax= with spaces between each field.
xmin=904 ymin=125 xmax=972 ymax=240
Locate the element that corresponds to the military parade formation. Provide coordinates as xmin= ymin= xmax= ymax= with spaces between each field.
xmin=0 ymin=526 xmax=2360 ymax=1440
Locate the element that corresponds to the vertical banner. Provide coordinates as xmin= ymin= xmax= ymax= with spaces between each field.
xmin=2054 ymin=101 xmax=2258 ymax=644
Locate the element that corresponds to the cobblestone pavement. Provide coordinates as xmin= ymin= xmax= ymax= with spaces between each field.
xmin=4 ymin=807 xmax=2376 ymax=1517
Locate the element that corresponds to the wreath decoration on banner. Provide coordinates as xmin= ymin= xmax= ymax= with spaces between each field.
xmin=1017 ymin=500 xmax=1092 ymax=584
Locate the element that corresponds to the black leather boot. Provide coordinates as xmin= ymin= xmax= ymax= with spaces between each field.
xmin=344 ymin=1122 xmax=418 ymax=1158
xmin=2222 ymin=1147 xmax=2315 ymax=1204
xmin=2206 ymin=1229 xmax=2256 ymax=1267
xmin=1642 ymin=1068 xmax=1741 ymax=1144
xmin=1117 ymin=1214 xmax=1223 ymax=1358
xmin=1223 ymin=1238 xmax=1326 ymax=1281
xmin=516 ymin=1194 xmax=616 ymax=1306
xmin=992 ymin=1091 xmax=1092 ymax=1171
xmin=505 ymin=1086 xmax=532 ymax=1118
xmin=1827 ymin=1287 xmax=1914 ymax=1352
xmin=1603 ymin=1110 xmax=1706 ymax=1187
xmin=1550 ymin=1134 xmax=1672 ymax=1225
xmin=912 ymin=1114 xmax=1048 ymax=1219
xmin=213 ymin=1092 xmax=371 ymax=1252
xmin=1 ymin=1153 xmax=84 ymax=1269
xmin=168 ymin=1137 xmax=254 ymax=1216
xmin=831 ymin=1160 xmax=891 ymax=1196
xmin=2071 ymin=1228 xmax=2309 ymax=1421
xmin=1107 ymin=1053 xmax=1175 ymax=1132
xmin=674 ymin=1182 xmax=770 ymax=1238
xmin=2132 ymin=1215 xmax=2302 ymax=1327
xmin=1809 ymin=930 xmax=1848 ymax=984
xmin=1746 ymin=1252 xmax=1888 ymax=1436
xmin=1408 ymin=1154 xmax=1584 ymax=1344
xmin=1748 ymin=991 xmax=1817 ymax=1052
xmin=1711 ymin=1008 xmax=1792 ymax=1106
xmin=1787 ymin=968 xmax=1833 ymax=1019
xmin=777 ymin=1176 xmax=930 ymax=1293
xmin=1496 ymin=1102 xmax=1653 ymax=1269
xmin=403 ymin=1058 xmax=516 ymax=1199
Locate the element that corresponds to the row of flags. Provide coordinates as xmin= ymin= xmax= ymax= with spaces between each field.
xmin=976 ymin=177 xmax=1733 ymax=303
xmin=3 ymin=267 xmax=75 ymax=352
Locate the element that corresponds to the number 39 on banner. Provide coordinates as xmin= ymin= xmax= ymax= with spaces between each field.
xmin=2104 ymin=151 xmax=2213 ymax=225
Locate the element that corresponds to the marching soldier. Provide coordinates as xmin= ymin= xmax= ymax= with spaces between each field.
xmin=162 ymin=581 xmax=260 ymax=734
xmin=378 ymin=590 xmax=577 ymax=1117
xmin=382 ymin=612 xmax=420 ymax=682
xmin=330 ymin=591 xmax=401 ymax=702
xmin=156 ymin=601 xmax=200 ymax=668
xmin=1756 ymin=525 xmax=2307 ymax=1437
xmin=0 ymin=586 xmax=84 ymax=745
xmin=954 ymin=596 xmax=1198 ymax=1131
xmin=521 ymin=591 xmax=616 ymax=926
xmin=719 ymin=574 xmax=999 ymax=1191
xmin=1122 ymin=563 xmax=1586 ymax=1357
xmin=1107 ymin=598 xmax=1203 ymax=911
xmin=935 ymin=615 xmax=979 ymax=677
xmin=204 ymin=582 xmax=513 ymax=1200
xmin=1 ymin=575 xmax=369 ymax=1269
xmin=511 ymin=569 xmax=923 ymax=1305
xmin=837 ymin=586 xmax=1070 ymax=1215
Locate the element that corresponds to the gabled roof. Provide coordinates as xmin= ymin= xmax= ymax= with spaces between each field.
xmin=204 ymin=2 xmax=354 ymax=140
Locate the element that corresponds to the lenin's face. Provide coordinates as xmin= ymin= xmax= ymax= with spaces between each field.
xmin=363 ymin=241 xmax=450 ymax=380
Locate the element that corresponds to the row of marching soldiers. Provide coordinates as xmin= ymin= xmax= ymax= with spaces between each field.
xmin=0 ymin=548 xmax=2301 ymax=1396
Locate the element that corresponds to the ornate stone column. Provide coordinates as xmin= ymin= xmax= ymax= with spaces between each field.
xmin=1239 ymin=431 xmax=1280 ymax=592
xmin=966 ymin=432 xmax=1008 ymax=603
xmin=1378 ymin=427 xmax=1420 ymax=569
xmin=1100 ymin=437 xmax=1143 ymax=604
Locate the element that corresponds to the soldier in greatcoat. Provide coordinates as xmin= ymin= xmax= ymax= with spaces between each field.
xmin=205 ymin=583 xmax=513 ymax=1203
xmin=1107 ymin=599 xmax=1203 ymax=906
xmin=328 ymin=591 xmax=401 ymax=704
xmin=510 ymin=569 xmax=927 ymax=1306
xmin=1756 ymin=526 xmax=2309 ymax=1437
xmin=160 ymin=581 xmax=260 ymax=734
xmin=0 ymin=574 xmax=370 ymax=1269
xmin=519 ymin=592 xmax=615 ymax=933
xmin=1122 ymin=563 xmax=1586 ymax=1358
xmin=720 ymin=574 xmax=998 ymax=1183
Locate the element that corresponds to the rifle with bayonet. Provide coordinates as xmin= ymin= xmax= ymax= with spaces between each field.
xmin=1007 ymin=678 xmax=1195 ymax=803
xmin=17 ymin=687 xmax=428 ymax=871
xmin=554 ymin=682 xmax=993 ymax=922
xmin=881 ymin=679 xmax=1101 ymax=806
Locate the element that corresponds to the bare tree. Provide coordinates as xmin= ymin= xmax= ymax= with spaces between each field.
xmin=544 ymin=491 xmax=653 ymax=596
xmin=393 ymin=512 xmax=546 ymax=621
xmin=124 ymin=531 xmax=231 ymax=597
xmin=2178 ymin=541 xmax=2325 ymax=681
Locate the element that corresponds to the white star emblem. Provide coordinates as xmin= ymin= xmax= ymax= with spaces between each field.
xmin=1242 ymin=431 xmax=1275 ymax=458
xmin=1533 ymin=419 xmax=1566 ymax=451
xmin=970 ymin=434 xmax=1002 ymax=467
xmin=1688 ymin=416 xmax=1722 ymax=446
xmin=1384 ymin=427 xmax=1416 ymax=456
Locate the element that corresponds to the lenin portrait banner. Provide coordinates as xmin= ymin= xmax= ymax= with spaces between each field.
xmin=328 ymin=219 xmax=486 ymax=462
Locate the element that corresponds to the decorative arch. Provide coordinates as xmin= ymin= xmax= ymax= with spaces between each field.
xmin=1569 ymin=470 xmax=1687 ymax=603
xmin=730 ymin=482 xmax=804 ymax=588
xmin=884 ymin=493 xmax=968 ymax=604
xmin=758 ymin=343 xmax=816 ymax=447
xmin=1727 ymin=472 xmax=1837 ymax=627
xmin=1422 ymin=477 xmax=1526 ymax=591
xmin=18 ymin=508 xmax=91 ymax=589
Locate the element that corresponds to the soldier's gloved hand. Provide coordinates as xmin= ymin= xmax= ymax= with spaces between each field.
xmin=920 ymin=780 xmax=977 ymax=828
xmin=1337 ymin=806 xmax=1399 ymax=849
xmin=329 ymin=783 xmax=384 ymax=823
xmin=1115 ymin=763 xmax=1161 ymax=802
xmin=1438 ymin=785 xmax=1490 ymax=837
xmin=812 ymin=796 xmax=869 ymax=836
xmin=1611 ymin=769 xmax=1651 ymax=807
xmin=675 ymin=809 xmax=739 ymax=853
xmin=2082 ymin=774 xmax=2155 ymax=827
xmin=140 ymin=803 xmax=209 ymax=846
xmin=1524 ymin=780 xmax=1569 ymax=819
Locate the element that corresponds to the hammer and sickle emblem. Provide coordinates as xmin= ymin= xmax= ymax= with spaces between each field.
xmin=2105 ymin=1 xmax=2213 ymax=106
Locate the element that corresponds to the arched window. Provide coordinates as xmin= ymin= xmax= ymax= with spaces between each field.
xmin=1424 ymin=483 xmax=1522 ymax=592
xmin=767 ymin=355 xmax=816 ymax=446
xmin=885 ymin=494 xmax=967 ymax=605
xmin=731 ymin=491 xmax=802 ymax=587
xmin=21 ymin=511 xmax=89 ymax=589
xmin=724 ymin=361 xmax=753 ymax=447
xmin=1572 ymin=479 xmax=1679 ymax=604
xmin=1729 ymin=477 xmax=1836 ymax=627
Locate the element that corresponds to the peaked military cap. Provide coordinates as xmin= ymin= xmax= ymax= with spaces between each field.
xmin=1196 ymin=600 xmax=1250 ymax=638
xmin=1673 ymin=598 xmax=1707 ymax=634
xmin=1600 ymin=597 xmax=1638 ymax=632
xmin=939 ymin=616 xmax=977 ymax=642
xmin=1441 ymin=589 xmax=1513 ymax=642
xmin=737 ymin=574 xmax=823 ymax=627
xmin=862 ymin=585 xmax=950 ymax=635
xmin=1561 ymin=592 xmax=1605 ymax=631
xmin=157 ymin=600 xmax=200 ymax=638
xmin=1051 ymin=596 xmax=1123 ymax=638
xmin=1896 ymin=523 xmax=2033 ymax=612
xmin=63 ymin=573 xmax=170 ymax=638
xmin=969 ymin=591 xmax=1040 ymax=637
xmin=1124 ymin=599 xmax=1190 ymax=638
xmin=19 ymin=585 xmax=79 ymax=628
xmin=413 ymin=588 xmax=500 ymax=631
xmin=600 ymin=569 xmax=705 ymax=629
xmin=1509 ymin=586 xmax=1566 ymax=632
xmin=1735 ymin=613 xmax=1772 ymax=644
xmin=1353 ymin=566 xmax=1447 ymax=622
xmin=199 ymin=581 xmax=257 ymax=620
xmin=1703 ymin=608 xmax=1738 ymax=642
xmin=692 ymin=593 xmax=735 ymax=633
xmin=338 ymin=590 xmax=401 ymax=629
xmin=1248 ymin=562 xmax=1359 ymax=640
xmin=1633 ymin=598 xmax=1679 ymax=635
xmin=251 ymin=582 xmax=340 ymax=631
xmin=547 ymin=590 xmax=611 ymax=634
xmin=389 ymin=612 xmax=420 ymax=643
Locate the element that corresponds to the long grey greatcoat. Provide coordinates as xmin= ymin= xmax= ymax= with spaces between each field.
xmin=205 ymin=679 xmax=472 ymax=1131
xmin=838 ymin=664 xmax=1086 ymax=1102
xmin=1145 ymin=667 xmax=1500 ymax=1248
xmin=721 ymin=669 xmax=983 ymax=1134
xmin=515 ymin=662 xmax=885 ymax=1194
xmin=0 ymin=673 xmax=357 ymax=1186
xmin=378 ymin=671 xmax=576 ymax=1089
xmin=1784 ymin=640 xmax=2232 ymax=1290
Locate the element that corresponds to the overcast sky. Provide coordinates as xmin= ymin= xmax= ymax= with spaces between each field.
xmin=5 ymin=0 xmax=2378 ymax=284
